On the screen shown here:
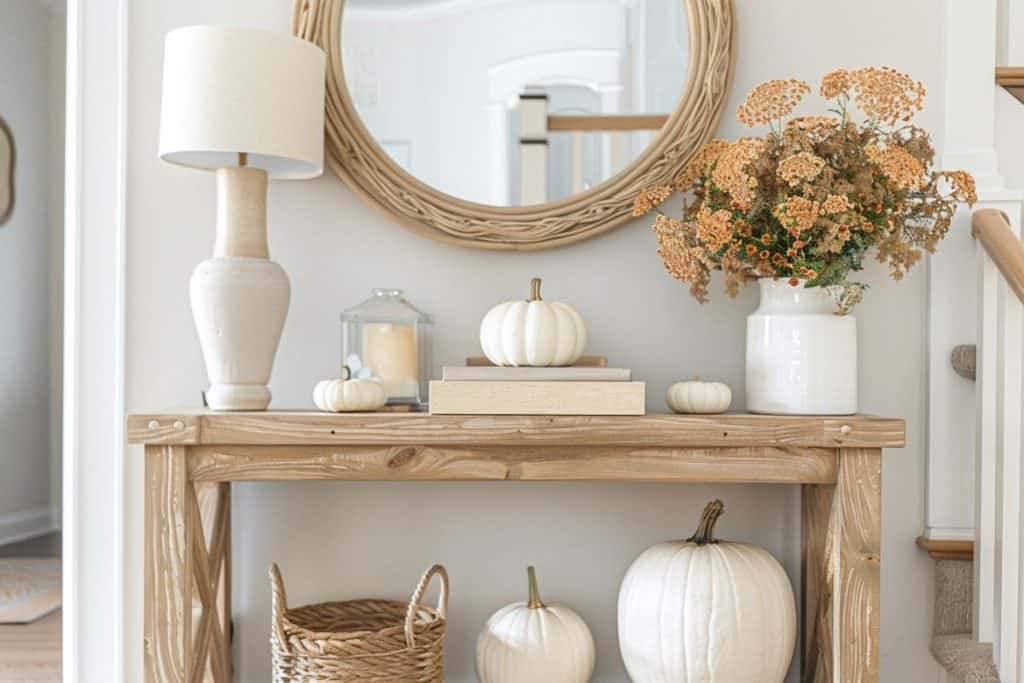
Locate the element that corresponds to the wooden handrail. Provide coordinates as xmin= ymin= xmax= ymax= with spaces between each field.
xmin=996 ymin=67 xmax=1024 ymax=104
xmin=546 ymin=114 xmax=669 ymax=131
xmin=973 ymin=208 xmax=1024 ymax=304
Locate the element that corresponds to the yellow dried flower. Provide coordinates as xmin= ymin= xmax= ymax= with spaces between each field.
xmin=865 ymin=144 xmax=926 ymax=190
xmin=850 ymin=67 xmax=925 ymax=125
xmin=773 ymin=196 xmax=820 ymax=233
xmin=674 ymin=139 xmax=730 ymax=189
xmin=778 ymin=152 xmax=826 ymax=187
xmin=695 ymin=207 xmax=734 ymax=252
xmin=632 ymin=185 xmax=672 ymax=216
xmin=942 ymin=170 xmax=978 ymax=205
xmin=737 ymin=79 xmax=810 ymax=127
xmin=820 ymin=69 xmax=853 ymax=99
xmin=710 ymin=137 xmax=767 ymax=210
xmin=821 ymin=194 xmax=853 ymax=214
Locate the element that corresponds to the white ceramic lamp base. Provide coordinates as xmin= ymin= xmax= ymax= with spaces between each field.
xmin=190 ymin=167 xmax=290 ymax=411
xmin=191 ymin=256 xmax=289 ymax=411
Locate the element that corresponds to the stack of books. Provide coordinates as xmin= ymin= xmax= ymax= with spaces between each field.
xmin=429 ymin=357 xmax=645 ymax=415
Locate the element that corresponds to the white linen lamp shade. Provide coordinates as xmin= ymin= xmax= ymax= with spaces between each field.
xmin=158 ymin=26 xmax=326 ymax=411
xmin=159 ymin=25 xmax=325 ymax=177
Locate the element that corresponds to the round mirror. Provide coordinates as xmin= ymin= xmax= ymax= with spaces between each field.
xmin=293 ymin=0 xmax=733 ymax=250
xmin=340 ymin=0 xmax=690 ymax=207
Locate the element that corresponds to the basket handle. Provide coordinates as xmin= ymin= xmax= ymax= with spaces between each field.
xmin=269 ymin=563 xmax=290 ymax=654
xmin=404 ymin=564 xmax=449 ymax=649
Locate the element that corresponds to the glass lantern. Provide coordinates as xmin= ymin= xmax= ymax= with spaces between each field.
xmin=340 ymin=289 xmax=433 ymax=406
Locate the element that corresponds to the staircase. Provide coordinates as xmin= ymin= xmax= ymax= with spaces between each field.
xmin=931 ymin=559 xmax=999 ymax=682
xmin=924 ymin=209 xmax=1024 ymax=683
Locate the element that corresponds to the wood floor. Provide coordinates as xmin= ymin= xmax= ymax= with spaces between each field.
xmin=0 ymin=533 xmax=61 ymax=682
xmin=0 ymin=610 xmax=60 ymax=682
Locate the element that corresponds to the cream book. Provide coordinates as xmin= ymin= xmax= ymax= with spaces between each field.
xmin=429 ymin=380 xmax=645 ymax=415
xmin=442 ymin=366 xmax=631 ymax=382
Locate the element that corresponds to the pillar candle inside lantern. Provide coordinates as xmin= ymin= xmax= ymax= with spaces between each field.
xmin=362 ymin=323 xmax=419 ymax=399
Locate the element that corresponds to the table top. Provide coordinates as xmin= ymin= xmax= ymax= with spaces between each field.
xmin=127 ymin=411 xmax=905 ymax=449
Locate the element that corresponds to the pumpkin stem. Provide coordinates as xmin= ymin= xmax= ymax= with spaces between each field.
xmin=686 ymin=499 xmax=725 ymax=546
xmin=526 ymin=566 xmax=545 ymax=609
xmin=530 ymin=278 xmax=542 ymax=302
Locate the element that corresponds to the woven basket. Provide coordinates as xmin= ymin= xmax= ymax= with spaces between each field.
xmin=270 ymin=563 xmax=449 ymax=682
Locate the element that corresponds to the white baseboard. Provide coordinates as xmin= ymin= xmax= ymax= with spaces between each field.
xmin=0 ymin=507 xmax=60 ymax=547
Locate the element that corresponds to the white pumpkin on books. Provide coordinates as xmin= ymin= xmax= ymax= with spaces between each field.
xmin=479 ymin=278 xmax=587 ymax=367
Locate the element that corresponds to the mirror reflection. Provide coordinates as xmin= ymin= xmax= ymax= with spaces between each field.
xmin=341 ymin=0 xmax=690 ymax=206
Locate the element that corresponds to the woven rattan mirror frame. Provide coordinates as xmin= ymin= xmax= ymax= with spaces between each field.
xmin=292 ymin=0 xmax=735 ymax=251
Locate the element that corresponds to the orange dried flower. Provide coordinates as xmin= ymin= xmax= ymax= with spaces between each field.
xmin=821 ymin=194 xmax=853 ymax=214
xmin=786 ymin=115 xmax=840 ymax=135
xmin=637 ymin=66 xmax=974 ymax=308
xmin=778 ymin=152 xmax=826 ymax=187
xmin=736 ymin=79 xmax=810 ymax=127
xmin=773 ymin=196 xmax=820 ymax=233
xmin=632 ymin=185 xmax=672 ymax=216
xmin=820 ymin=69 xmax=853 ymax=99
xmin=653 ymin=215 xmax=711 ymax=302
xmin=849 ymin=67 xmax=925 ymax=125
xmin=865 ymin=145 xmax=925 ymax=190
xmin=674 ymin=139 xmax=730 ymax=189
xmin=710 ymin=137 xmax=766 ymax=210
xmin=695 ymin=208 xmax=734 ymax=252
xmin=942 ymin=170 xmax=978 ymax=205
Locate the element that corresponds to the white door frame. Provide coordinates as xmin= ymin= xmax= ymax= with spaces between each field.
xmin=62 ymin=0 xmax=128 ymax=681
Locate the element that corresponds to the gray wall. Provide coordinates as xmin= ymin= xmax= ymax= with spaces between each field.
xmin=0 ymin=0 xmax=63 ymax=543
xmin=125 ymin=0 xmax=941 ymax=680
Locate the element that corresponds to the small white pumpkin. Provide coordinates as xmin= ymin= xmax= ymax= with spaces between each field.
xmin=476 ymin=566 xmax=596 ymax=683
xmin=618 ymin=500 xmax=797 ymax=683
xmin=667 ymin=378 xmax=732 ymax=414
xmin=479 ymin=278 xmax=586 ymax=367
xmin=312 ymin=368 xmax=387 ymax=412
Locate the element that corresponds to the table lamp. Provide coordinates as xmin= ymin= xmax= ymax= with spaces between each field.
xmin=159 ymin=26 xmax=326 ymax=410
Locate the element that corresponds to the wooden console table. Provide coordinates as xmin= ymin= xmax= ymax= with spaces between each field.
xmin=128 ymin=410 xmax=904 ymax=683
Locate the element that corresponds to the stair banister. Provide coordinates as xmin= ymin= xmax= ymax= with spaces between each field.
xmin=972 ymin=207 xmax=1024 ymax=678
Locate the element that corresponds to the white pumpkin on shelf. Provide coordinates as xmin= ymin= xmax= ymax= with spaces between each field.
xmin=479 ymin=278 xmax=586 ymax=367
xmin=476 ymin=566 xmax=596 ymax=683
xmin=312 ymin=367 xmax=388 ymax=412
xmin=666 ymin=378 xmax=732 ymax=414
xmin=618 ymin=500 xmax=797 ymax=683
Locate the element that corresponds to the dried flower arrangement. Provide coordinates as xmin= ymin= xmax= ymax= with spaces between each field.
xmin=633 ymin=67 xmax=977 ymax=313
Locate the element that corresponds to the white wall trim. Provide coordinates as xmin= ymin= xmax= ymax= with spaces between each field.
xmin=63 ymin=0 xmax=127 ymax=681
xmin=0 ymin=507 xmax=60 ymax=547
xmin=924 ymin=526 xmax=978 ymax=542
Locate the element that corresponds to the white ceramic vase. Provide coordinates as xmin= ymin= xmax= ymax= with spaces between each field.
xmin=190 ymin=257 xmax=290 ymax=410
xmin=746 ymin=278 xmax=857 ymax=415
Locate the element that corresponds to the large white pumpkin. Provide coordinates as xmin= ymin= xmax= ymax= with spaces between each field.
xmin=476 ymin=566 xmax=595 ymax=683
xmin=618 ymin=500 xmax=796 ymax=683
xmin=479 ymin=278 xmax=586 ymax=367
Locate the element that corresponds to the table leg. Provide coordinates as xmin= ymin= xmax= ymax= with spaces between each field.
xmin=145 ymin=446 xmax=232 ymax=683
xmin=145 ymin=445 xmax=193 ymax=682
xmin=835 ymin=448 xmax=882 ymax=681
xmin=802 ymin=482 xmax=836 ymax=683
xmin=802 ymin=448 xmax=882 ymax=682
xmin=191 ymin=482 xmax=232 ymax=682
